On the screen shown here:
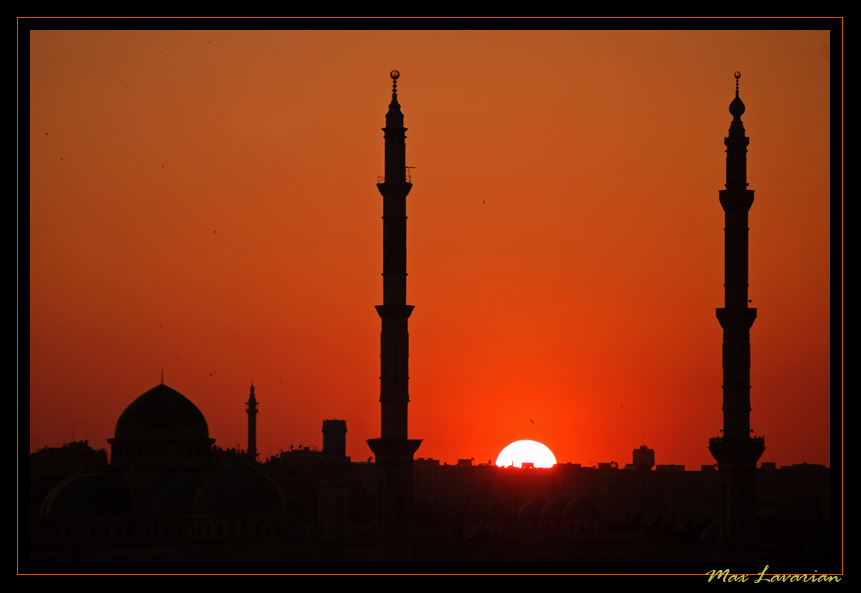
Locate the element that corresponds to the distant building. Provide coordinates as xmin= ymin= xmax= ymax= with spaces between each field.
xmin=631 ymin=444 xmax=655 ymax=471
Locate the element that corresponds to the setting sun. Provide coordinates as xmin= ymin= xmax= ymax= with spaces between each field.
xmin=495 ymin=440 xmax=557 ymax=468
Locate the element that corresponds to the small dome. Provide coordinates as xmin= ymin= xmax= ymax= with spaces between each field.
xmin=192 ymin=460 xmax=287 ymax=515
xmin=563 ymin=496 xmax=602 ymax=522
xmin=517 ymin=496 xmax=546 ymax=522
xmin=41 ymin=472 xmax=132 ymax=519
xmin=729 ymin=94 xmax=745 ymax=119
xmin=114 ymin=383 xmax=210 ymax=441
xmin=540 ymin=496 xmax=569 ymax=521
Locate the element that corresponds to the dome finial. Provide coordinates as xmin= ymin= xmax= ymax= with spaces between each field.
xmin=160 ymin=369 xmax=164 ymax=385
xmin=734 ymin=71 xmax=741 ymax=97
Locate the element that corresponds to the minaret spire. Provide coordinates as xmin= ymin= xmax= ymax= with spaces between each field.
xmin=709 ymin=72 xmax=765 ymax=545
xmin=367 ymin=70 xmax=421 ymax=551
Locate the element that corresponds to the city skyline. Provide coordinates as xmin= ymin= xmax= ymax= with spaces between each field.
xmin=27 ymin=26 xmax=834 ymax=472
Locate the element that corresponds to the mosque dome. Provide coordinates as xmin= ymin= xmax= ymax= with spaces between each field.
xmin=517 ymin=496 xmax=546 ymax=522
xmin=540 ymin=496 xmax=569 ymax=521
xmin=40 ymin=471 xmax=132 ymax=519
xmin=114 ymin=383 xmax=210 ymax=441
xmin=192 ymin=460 xmax=287 ymax=515
xmin=563 ymin=495 xmax=602 ymax=522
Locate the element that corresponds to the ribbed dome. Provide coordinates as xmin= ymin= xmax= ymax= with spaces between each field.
xmin=114 ymin=383 xmax=210 ymax=441
xmin=192 ymin=460 xmax=287 ymax=515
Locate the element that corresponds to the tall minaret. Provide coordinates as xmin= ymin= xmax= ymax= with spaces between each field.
xmin=708 ymin=72 xmax=765 ymax=544
xmin=246 ymin=383 xmax=258 ymax=463
xmin=366 ymin=70 xmax=422 ymax=548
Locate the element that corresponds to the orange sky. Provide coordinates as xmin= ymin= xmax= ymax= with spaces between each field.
xmin=26 ymin=25 xmax=835 ymax=471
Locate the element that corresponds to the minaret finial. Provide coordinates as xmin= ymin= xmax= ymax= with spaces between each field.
xmin=390 ymin=69 xmax=399 ymax=98
xmin=729 ymin=71 xmax=745 ymax=121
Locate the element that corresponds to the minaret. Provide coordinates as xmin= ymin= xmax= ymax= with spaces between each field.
xmin=708 ymin=72 xmax=765 ymax=544
xmin=246 ymin=383 xmax=258 ymax=463
xmin=366 ymin=70 xmax=422 ymax=548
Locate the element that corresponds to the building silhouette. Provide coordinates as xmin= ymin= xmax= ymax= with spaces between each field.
xmin=318 ymin=419 xmax=352 ymax=540
xmin=708 ymin=72 xmax=766 ymax=546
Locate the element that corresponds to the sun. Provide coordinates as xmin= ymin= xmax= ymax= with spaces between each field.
xmin=495 ymin=439 xmax=557 ymax=468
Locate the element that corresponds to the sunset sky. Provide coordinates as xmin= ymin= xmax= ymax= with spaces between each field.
xmin=26 ymin=24 xmax=835 ymax=471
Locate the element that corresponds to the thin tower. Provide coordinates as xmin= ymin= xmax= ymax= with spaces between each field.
xmin=367 ymin=70 xmax=422 ymax=546
xmin=709 ymin=72 xmax=765 ymax=544
xmin=246 ymin=383 xmax=258 ymax=463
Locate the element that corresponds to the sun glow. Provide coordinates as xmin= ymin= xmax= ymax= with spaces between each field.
xmin=495 ymin=440 xmax=557 ymax=468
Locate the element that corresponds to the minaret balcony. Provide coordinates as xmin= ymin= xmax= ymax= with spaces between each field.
xmin=709 ymin=435 xmax=765 ymax=466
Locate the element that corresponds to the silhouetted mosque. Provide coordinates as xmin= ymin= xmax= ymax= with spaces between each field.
xmin=36 ymin=381 xmax=293 ymax=562
xmin=28 ymin=72 xmax=831 ymax=567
